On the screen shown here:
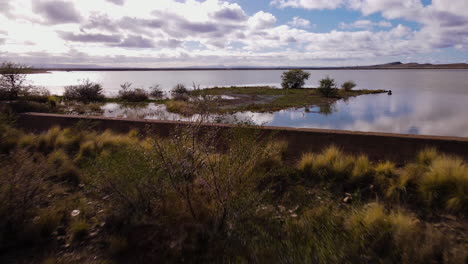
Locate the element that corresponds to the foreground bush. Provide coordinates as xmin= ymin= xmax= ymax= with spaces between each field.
xmin=298 ymin=146 xmax=468 ymax=215
xmin=63 ymin=79 xmax=105 ymax=102
xmin=281 ymin=69 xmax=311 ymax=89
xmin=117 ymin=82 xmax=149 ymax=102
xmin=0 ymin=119 xmax=466 ymax=263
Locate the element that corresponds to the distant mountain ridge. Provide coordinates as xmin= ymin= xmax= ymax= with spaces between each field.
xmin=31 ymin=62 xmax=468 ymax=71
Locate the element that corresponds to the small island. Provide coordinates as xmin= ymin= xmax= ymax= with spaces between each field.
xmin=163 ymin=86 xmax=387 ymax=115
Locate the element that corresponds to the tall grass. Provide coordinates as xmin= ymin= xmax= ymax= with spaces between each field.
xmin=0 ymin=119 xmax=466 ymax=262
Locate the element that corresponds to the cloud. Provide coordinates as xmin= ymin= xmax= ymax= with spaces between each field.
xmin=339 ymin=20 xmax=392 ymax=30
xmin=59 ymin=32 xmax=121 ymax=43
xmin=288 ymin=16 xmax=312 ymax=28
xmin=248 ymin=11 xmax=277 ymax=30
xmin=271 ymin=0 xmax=344 ymax=10
xmin=0 ymin=0 xmax=12 ymax=15
xmin=211 ymin=4 xmax=247 ymax=21
xmin=116 ymin=35 xmax=154 ymax=48
xmin=32 ymin=0 xmax=81 ymax=24
xmin=0 ymin=38 xmax=5 ymax=45
xmin=1 ymin=0 xmax=467 ymax=67
xmin=107 ymin=0 xmax=124 ymax=5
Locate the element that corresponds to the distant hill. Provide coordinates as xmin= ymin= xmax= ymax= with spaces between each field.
xmin=30 ymin=62 xmax=468 ymax=72
xmin=353 ymin=62 xmax=468 ymax=69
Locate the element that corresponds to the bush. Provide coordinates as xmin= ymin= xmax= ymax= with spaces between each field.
xmin=0 ymin=150 xmax=50 ymax=245
xmin=149 ymin=84 xmax=164 ymax=99
xmin=341 ymin=81 xmax=356 ymax=91
xmin=281 ymin=69 xmax=311 ymax=89
xmin=118 ymin=82 xmax=149 ymax=102
xmin=418 ymin=155 xmax=468 ymax=213
xmin=171 ymin=83 xmax=189 ymax=101
xmin=298 ymin=146 xmax=355 ymax=182
xmin=317 ymin=77 xmax=338 ymax=98
xmin=63 ymin=79 xmax=105 ymax=102
xmin=0 ymin=62 xmax=32 ymax=100
xmin=8 ymin=100 xmax=52 ymax=113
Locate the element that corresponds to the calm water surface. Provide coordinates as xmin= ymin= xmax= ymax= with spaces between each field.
xmin=29 ymin=70 xmax=468 ymax=137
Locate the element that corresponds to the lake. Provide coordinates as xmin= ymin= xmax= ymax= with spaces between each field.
xmin=28 ymin=70 xmax=468 ymax=137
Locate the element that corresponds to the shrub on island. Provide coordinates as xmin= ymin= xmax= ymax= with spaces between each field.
xmin=63 ymin=79 xmax=105 ymax=103
xmin=281 ymin=69 xmax=311 ymax=89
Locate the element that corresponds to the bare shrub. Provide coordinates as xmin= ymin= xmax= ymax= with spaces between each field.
xmin=63 ymin=79 xmax=105 ymax=102
xmin=0 ymin=62 xmax=33 ymax=100
xmin=118 ymin=82 xmax=149 ymax=102
xmin=0 ymin=150 xmax=50 ymax=245
xmin=149 ymin=84 xmax=164 ymax=99
xmin=171 ymin=83 xmax=189 ymax=101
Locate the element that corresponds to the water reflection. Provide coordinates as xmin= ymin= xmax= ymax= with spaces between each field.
xmin=27 ymin=70 xmax=468 ymax=137
xmin=100 ymin=90 xmax=468 ymax=137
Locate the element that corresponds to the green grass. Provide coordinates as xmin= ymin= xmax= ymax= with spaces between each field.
xmin=187 ymin=86 xmax=387 ymax=114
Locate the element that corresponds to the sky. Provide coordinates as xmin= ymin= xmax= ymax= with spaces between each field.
xmin=0 ymin=0 xmax=468 ymax=67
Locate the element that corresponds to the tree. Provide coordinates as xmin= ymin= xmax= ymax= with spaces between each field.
xmin=0 ymin=62 xmax=31 ymax=100
xmin=281 ymin=69 xmax=311 ymax=89
xmin=317 ymin=77 xmax=338 ymax=98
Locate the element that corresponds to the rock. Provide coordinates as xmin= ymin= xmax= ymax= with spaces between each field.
xmin=343 ymin=196 xmax=352 ymax=203
xmin=71 ymin=209 xmax=80 ymax=217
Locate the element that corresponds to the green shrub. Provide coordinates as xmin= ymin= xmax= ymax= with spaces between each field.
xmin=8 ymin=100 xmax=52 ymax=113
xmin=317 ymin=77 xmax=338 ymax=98
xmin=341 ymin=81 xmax=356 ymax=91
xmin=117 ymin=82 xmax=149 ymax=102
xmin=281 ymin=69 xmax=311 ymax=89
xmin=63 ymin=79 xmax=105 ymax=102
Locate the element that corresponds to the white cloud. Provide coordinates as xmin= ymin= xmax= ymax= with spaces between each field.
xmin=0 ymin=0 xmax=467 ymax=66
xmin=248 ymin=11 xmax=277 ymax=30
xmin=288 ymin=16 xmax=313 ymax=28
xmin=339 ymin=20 xmax=392 ymax=30
xmin=271 ymin=0 xmax=344 ymax=10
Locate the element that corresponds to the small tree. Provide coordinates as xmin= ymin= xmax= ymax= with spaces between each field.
xmin=341 ymin=81 xmax=356 ymax=91
xmin=317 ymin=77 xmax=338 ymax=98
xmin=281 ymin=69 xmax=311 ymax=89
xmin=0 ymin=62 xmax=32 ymax=100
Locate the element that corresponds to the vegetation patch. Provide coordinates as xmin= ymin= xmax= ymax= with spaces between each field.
xmin=0 ymin=113 xmax=466 ymax=263
xmin=184 ymin=85 xmax=387 ymax=114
